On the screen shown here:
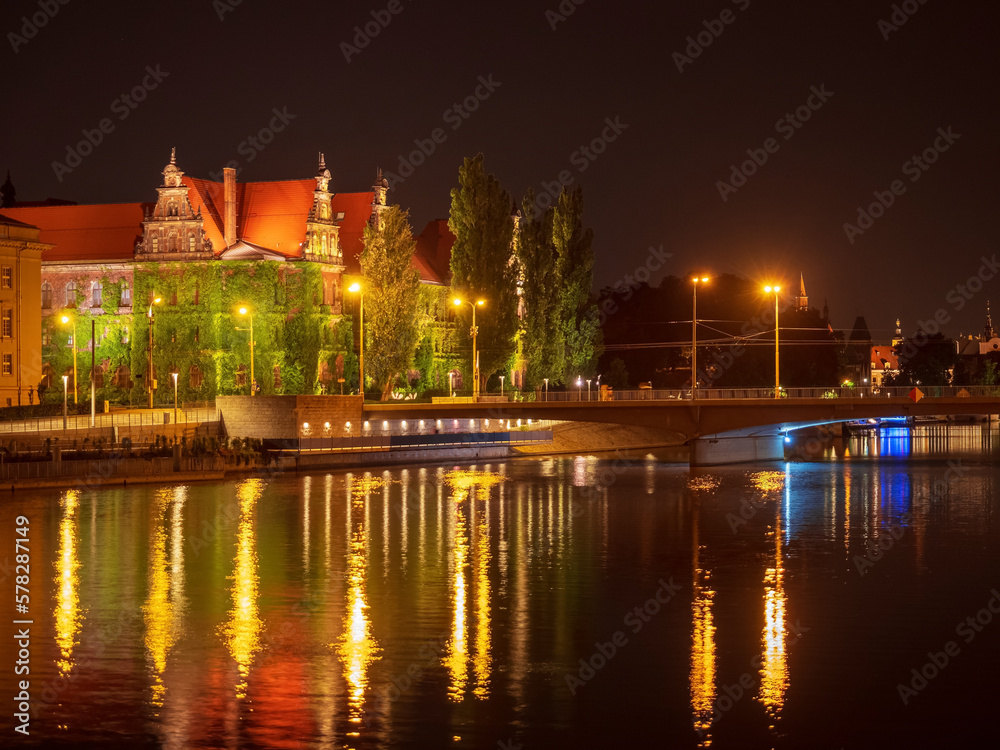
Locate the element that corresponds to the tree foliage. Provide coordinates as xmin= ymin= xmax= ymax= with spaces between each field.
xmin=552 ymin=187 xmax=601 ymax=381
xmin=361 ymin=206 xmax=422 ymax=400
xmin=516 ymin=190 xmax=563 ymax=388
xmin=890 ymin=332 xmax=957 ymax=386
xmin=448 ymin=154 xmax=518 ymax=389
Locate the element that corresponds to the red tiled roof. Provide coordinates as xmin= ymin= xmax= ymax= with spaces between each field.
xmin=184 ymin=176 xmax=226 ymax=252
xmin=871 ymin=346 xmax=899 ymax=371
xmin=331 ymin=192 xmax=374 ymax=273
xmin=0 ymin=203 xmax=150 ymax=261
xmin=0 ymin=212 xmax=39 ymax=229
xmin=412 ymin=219 xmax=454 ymax=284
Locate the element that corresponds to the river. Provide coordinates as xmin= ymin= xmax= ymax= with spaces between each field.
xmin=1 ymin=423 xmax=998 ymax=748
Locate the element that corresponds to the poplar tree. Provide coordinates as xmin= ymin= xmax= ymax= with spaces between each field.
xmin=517 ymin=190 xmax=564 ymax=386
xmin=553 ymin=187 xmax=602 ymax=381
xmin=360 ymin=206 xmax=421 ymax=400
xmin=448 ymin=154 xmax=518 ymax=390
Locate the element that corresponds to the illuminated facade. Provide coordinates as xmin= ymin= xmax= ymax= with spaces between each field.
xmin=0 ymin=212 xmax=46 ymax=406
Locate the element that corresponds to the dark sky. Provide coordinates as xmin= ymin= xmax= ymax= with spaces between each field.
xmin=4 ymin=0 xmax=998 ymax=342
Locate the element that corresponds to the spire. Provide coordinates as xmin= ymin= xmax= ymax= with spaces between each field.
xmin=985 ymin=301 xmax=995 ymax=340
xmin=795 ymin=272 xmax=808 ymax=311
xmin=170 ymin=147 xmax=176 ymax=165
xmin=318 ymin=152 xmax=326 ymax=171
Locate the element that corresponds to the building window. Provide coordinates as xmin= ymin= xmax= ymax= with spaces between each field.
xmin=91 ymin=280 xmax=102 ymax=306
xmin=121 ymin=281 xmax=131 ymax=306
xmin=194 ymin=326 xmax=200 ymax=343
xmin=93 ymin=365 xmax=104 ymax=388
xmin=1 ymin=310 xmax=11 ymax=338
xmin=170 ymin=291 xmax=177 ymax=306
xmin=151 ymin=237 xmax=159 ymax=253
xmin=235 ymin=364 xmax=247 ymax=387
xmin=113 ymin=364 xmax=131 ymax=388
xmin=65 ymin=281 xmax=77 ymax=307
xmin=273 ymin=365 xmax=281 ymax=390
xmin=193 ymin=283 xmax=200 ymax=305
xmin=41 ymin=282 xmax=52 ymax=309
xmin=122 ymin=327 xmax=130 ymax=344
xmin=1 ymin=267 xmax=11 ymax=289
xmin=2 ymin=354 xmax=11 ymax=375
xmin=42 ymin=328 xmax=51 ymax=346
xmin=41 ymin=363 xmax=54 ymax=388
xmin=190 ymin=364 xmax=203 ymax=389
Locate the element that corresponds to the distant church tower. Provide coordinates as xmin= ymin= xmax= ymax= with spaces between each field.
xmin=984 ymin=302 xmax=996 ymax=341
xmin=795 ymin=273 xmax=808 ymax=312
xmin=892 ymin=318 xmax=903 ymax=348
xmin=369 ymin=168 xmax=389 ymax=230
xmin=303 ymin=153 xmax=342 ymax=263
xmin=1 ymin=171 xmax=16 ymax=208
xmin=136 ymin=149 xmax=213 ymax=261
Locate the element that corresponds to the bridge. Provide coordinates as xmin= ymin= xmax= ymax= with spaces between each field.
xmin=364 ymin=386 xmax=1000 ymax=465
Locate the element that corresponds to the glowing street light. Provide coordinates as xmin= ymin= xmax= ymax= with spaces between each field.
xmin=348 ymin=282 xmax=364 ymax=398
xmin=499 ymin=375 xmax=505 ymax=396
xmin=691 ymin=276 xmax=710 ymax=400
xmin=587 ymin=378 xmax=592 ymax=401
xmin=236 ymin=306 xmax=255 ymax=396
xmin=764 ymin=285 xmax=782 ymax=399
xmin=453 ymin=297 xmax=486 ymax=399
xmin=59 ymin=314 xmax=78 ymax=406
xmin=172 ymin=372 xmax=179 ymax=426
xmin=543 ymin=378 xmax=549 ymax=401
xmin=60 ymin=312 xmax=98 ymax=426
xmin=147 ymin=294 xmax=162 ymax=409
xmin=576 ymin=376 xmax=583 ymax=400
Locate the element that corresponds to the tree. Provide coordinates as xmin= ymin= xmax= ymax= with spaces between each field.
xmin=604 ymin=357 xmax=629 ymax=389
xmin=552 ymin=187 xmax=601 ymax=381
xmin=448 ymin=155 xmax=518 ymax=389
xmin=360 ymin=206 xmax=422 ymax=400
xmin=516 ymin=190 xmax=564 ymax=387
xmin=890 ymin=332 xmax=957 ymax=387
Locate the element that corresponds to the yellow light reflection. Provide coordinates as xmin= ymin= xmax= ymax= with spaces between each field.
xmin=445 ymin=501 xmax=470 ymax=701
xmin=751 ymin=470 xmax=785 ymax=494
xmin=143 ymin=487 xmax=188 ymax=706
xmin=758 ymin=516 xmax=788 ymax=724
xmin=445 ymin=469 xmax=506 ymax=499
xmin=689 ymin=510 xmax=716 ymax=747
xmin=472 ymin=510 xmax=492 ymax=698
xmin=222 ymin=479 xmax=264 ymax=699
xmin=336 ymin=483 xmax=380 ymax=722
xmin=54 ymin=490 xmax=82 ymax=676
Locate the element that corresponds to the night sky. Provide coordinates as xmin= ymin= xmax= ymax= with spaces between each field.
xmin=4 ymin=0 xmax=997 ymax=341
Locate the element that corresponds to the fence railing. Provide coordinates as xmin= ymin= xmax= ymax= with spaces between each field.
xmin=0 ymin=407 xmax=219 ymax=435
xmin=534 ymin=386 xmax=1000 ymax=402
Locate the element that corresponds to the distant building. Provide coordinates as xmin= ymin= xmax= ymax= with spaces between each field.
xmin=0 ymin=213 xmax=47 ymax=405
xmin=958 ymin=303 xmax=1000 ymax=356
xmin=869 ymin=345 xmax=899 ymax=387
xmin=846 ymin=315 xmax=872 ymax=384
xmin=795 ymin=273 xmax=808 ymax=312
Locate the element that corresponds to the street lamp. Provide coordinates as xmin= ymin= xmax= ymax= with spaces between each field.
xmin=576 ymin=376 xmax=583 ymax=400
xmin=499 ymin=375 xmax=504 ymax=396
xmin=147 ymin=294 xmax=162 ymax=409
xmin=448 ymin=371 xmax=454 ymax=398
xmin=587 ymin=378 xmax=592 ymax=401
xmin=453 ymin=297 xmax=486 ymax=399
xmin=543 ymin=378 xmax=549 ymax=401
xmin=59 ymin=314 xmax=78 ymax=406
xmin=764 ymin=285 xmax=782 ymax=399
xmin=348 ymin=283 xmax=364 ymax=398
xmin=62 ymin=374 xmax=68 ymax=430
xmin=172 ymin=372 xmax=178 ymax=426
xmin=691 ymin=276 xmax=710 ymax=400
xmin=236 ymin=306 xmax=255 ymax=396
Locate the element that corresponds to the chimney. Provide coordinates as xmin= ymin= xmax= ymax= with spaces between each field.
xmin=223 ymin=167 xmax=237 ymax=248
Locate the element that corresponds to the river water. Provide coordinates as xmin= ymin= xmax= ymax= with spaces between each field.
xmin=1 ymin=424 xmax=999 ymax=748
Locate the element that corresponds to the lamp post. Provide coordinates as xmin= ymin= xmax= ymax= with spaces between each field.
xmin=62 ymin=374 xmax=68 ymax=430
xmin=448 ymin=371 xmax=454 ymax=398
xmin=453 ymin=297 xmax=486 ymax=399
xmin=691 ymin=276 xmax=709 ymax=400
xmin=59 ymin=314 xmax=78 ymax=406
xmin=764 ymin=285 xmax=782 ymax=399
xmin=543 ymin=378 xmax=548 ymax=401
xmin=576 ymin=376 xmax=582 ymax=400
xmin=587 ymin=378 xmax=592 ymax=401
xmin=172 ymin=372 xmax=178 ymax=426
xmin=499 ymin=375 xmax=505 ymax=396
xmin=237 ymin=306 xmax=255 ymax=396
xmin=147 ymin=294 xmax=162 ymax=409
xmin=348 ymin=283 xmax=364 ymax=398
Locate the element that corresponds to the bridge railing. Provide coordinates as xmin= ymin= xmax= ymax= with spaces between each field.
xmin=533 ymin=386 xmax=1000 ymax=402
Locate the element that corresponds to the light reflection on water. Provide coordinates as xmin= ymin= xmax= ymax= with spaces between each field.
xmin=3 ymin=430 xmax=999 ymax=748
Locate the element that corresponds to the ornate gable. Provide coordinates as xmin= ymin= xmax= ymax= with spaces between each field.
xmin=302 ymin=153 xmax=344 ymax=270
xmin=135 ymin=149 xmax=213 ymax=261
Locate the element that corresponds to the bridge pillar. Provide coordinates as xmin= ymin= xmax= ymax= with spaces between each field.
xmin=690 ymin=435 xmax=784 ymax=466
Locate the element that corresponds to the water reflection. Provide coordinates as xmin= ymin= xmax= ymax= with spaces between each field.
xmin=689 ymin=506 xmax=716 ymax=747
xmin=142 ymin=487 xmax=188 ymax=707
xmin=54 ymin=489 xmax=82 ymax=676
xmin=758 ymin=515 xmax=788 ymax=724
xmin=221 ymin=479 xmax=264 ymax=699
xmin=337 ymin=474 xmax=380 ymax=725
